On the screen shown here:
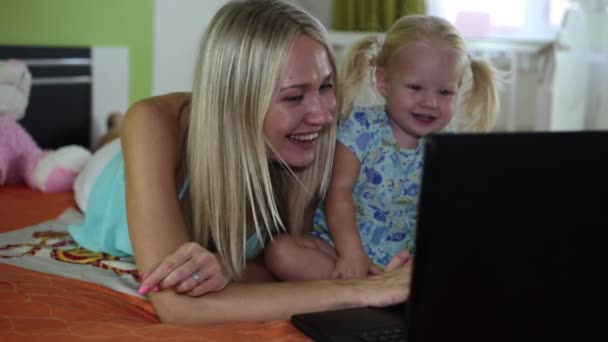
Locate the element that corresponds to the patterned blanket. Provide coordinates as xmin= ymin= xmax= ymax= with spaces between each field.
xmin=0 ymin=208 xmax=142 ymax=298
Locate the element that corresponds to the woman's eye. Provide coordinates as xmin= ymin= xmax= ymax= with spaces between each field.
xmin=284 ymin=95 xmax=303 ymax=103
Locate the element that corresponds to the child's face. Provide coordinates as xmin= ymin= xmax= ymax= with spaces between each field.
xmin=264 ymin=34 xmax=336 ymax=169
xmin=376 ymin=40 xmax=461 ymax=147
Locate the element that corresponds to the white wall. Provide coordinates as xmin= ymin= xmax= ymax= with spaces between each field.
xmin=92 ymin=47 xmax=129 ymax=147
xmin=153 ymin=0 xmax=226 ymax=95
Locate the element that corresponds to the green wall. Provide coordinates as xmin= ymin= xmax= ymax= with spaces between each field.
xmin=0 ymin=0 xmax=154 ymax=104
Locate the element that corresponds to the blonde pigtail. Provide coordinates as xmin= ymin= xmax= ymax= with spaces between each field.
xmin=338 ymin=36 xmax=380 ymax=119
xmin=461 ymin=58 xmax=501 ymax=132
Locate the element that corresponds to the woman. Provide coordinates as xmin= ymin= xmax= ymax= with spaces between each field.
xmin=69 ymin=0 xmax=411 ymax=324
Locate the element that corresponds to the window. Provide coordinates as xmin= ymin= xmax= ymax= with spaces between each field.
xmin=426 ymin=0 xmax=571 ymax=40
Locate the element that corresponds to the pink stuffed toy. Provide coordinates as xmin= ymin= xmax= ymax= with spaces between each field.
xmin=0 ymin=59 xmax=90 ymax=192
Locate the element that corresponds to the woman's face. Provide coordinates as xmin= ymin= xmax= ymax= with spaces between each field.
xmin=263 ymin=34 xmax=336 ymax=169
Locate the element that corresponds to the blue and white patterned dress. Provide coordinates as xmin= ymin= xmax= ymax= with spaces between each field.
xmin=313 ymin=105 xmax=425 ymax=267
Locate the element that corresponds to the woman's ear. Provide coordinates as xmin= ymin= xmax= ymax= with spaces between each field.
xmin=375 ymin=68 xmax=389 ymax=97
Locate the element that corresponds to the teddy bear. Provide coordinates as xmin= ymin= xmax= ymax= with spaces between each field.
xmin=0 ymin=59 xmax=91 ymax=192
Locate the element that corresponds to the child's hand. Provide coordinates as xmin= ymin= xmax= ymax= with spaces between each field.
xmin=138 ymin=242 xmax=229 ymax=297
xmin=332 ymin=249 xmax=382 ymax=279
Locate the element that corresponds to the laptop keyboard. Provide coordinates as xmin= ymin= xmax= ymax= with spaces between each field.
xmin=359 ymin=326 xmax=407 ymax=341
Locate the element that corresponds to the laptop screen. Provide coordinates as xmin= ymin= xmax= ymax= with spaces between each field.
xmin=407 ymin=131 xmax=608 ymax=341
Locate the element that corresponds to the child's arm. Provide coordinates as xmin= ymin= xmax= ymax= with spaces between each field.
xmin=325 ymin=142 xmax=381 ymax=279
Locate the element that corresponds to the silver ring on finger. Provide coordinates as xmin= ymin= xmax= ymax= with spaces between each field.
xmin=191 ymin=272 xmax=202 ymax=283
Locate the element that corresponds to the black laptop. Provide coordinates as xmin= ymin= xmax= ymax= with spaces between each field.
xmin=292 ymin=131 xmax=608 ymax=342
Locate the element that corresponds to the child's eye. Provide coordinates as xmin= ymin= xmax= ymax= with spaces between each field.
xmin=439 ymin=89 xmax=454 ymax=96
xmin=406 ymin=84 xmax=422 ymax=91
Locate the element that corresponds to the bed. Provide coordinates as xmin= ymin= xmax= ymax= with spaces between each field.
xmin=0 ymin=187 xmax=309 ymax=341
xmin=0 ymin=46 xmax=309 ymax=341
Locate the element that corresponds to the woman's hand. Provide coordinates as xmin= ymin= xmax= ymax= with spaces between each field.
xmin=351 ymin=250 xmax=412 ymax=307
xmin=138 ymin=242 xmax=229 ymax=297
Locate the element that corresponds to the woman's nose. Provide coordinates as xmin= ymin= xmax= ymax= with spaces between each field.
xmin=305 ymin=94 xmax=334 ymax=125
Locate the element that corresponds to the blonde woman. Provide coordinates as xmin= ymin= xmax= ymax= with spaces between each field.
xmin=68 ymin=0 xmax=411 ymax=324
xmin=265 ymin=14 xmax=501 ymax=281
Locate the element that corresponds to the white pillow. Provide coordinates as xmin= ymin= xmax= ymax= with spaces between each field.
xmin=74 ymin=139 xmax=121 ymax=212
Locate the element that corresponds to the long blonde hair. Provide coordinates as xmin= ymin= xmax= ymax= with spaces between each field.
xmin=340 ymin=15 xmax=500 ymax=131
xmin=187 ymin=0 xmax=338 ymax=280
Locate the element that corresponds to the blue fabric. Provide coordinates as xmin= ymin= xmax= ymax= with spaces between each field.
xmin=313 ymin=105 xmax=424 ymax=267
xmin=245 ymin=232 xmax=265 ymax=259
xmin=68 ymin=151 xmax=265 ymax=259
xmin=178 ymin=178 xmax=189 ymax=200
xmin=68 ymin=152 xmax=132 ymax=256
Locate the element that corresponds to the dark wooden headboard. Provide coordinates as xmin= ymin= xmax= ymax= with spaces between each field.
xmin=0 ymin=45 xmax=91 ymax=149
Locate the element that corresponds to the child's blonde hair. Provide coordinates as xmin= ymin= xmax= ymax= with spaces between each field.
xmin=187 ymin=0 xmax=338 ymax=280
xmin=340 ymin=14 xmax=500 ymax=132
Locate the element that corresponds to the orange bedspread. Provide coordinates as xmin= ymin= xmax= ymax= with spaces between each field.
xmin=0 ymin=186 xmax=309 ymax=341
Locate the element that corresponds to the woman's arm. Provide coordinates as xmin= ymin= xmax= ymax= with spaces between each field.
xmin=122 ymin=92 xmax=193 ymax=277
xmin=325 ymin=142 xmax=381 ymax=278
xmin=150 ymin=257 xmax=410 ymax=324
xmin=121 ymin=94 xmax=408 ymax=324
xmin=123 ymin=93 xmax=229 ymax=296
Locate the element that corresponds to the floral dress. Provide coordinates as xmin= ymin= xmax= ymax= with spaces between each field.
xmin=313 ymin=105 xmax=425 ymax=267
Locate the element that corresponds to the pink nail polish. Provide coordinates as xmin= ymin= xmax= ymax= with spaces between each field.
xmin=152 ymin=286 xmax=160 ymax=292
xmin=138 ymin=285 xmax=149 ymax=294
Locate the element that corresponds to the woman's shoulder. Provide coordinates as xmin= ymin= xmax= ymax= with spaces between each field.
xmin=121 ymin=93 xmax=190 ymax=165
xmin=127 ymin=92 xmax=191 ymax=121
xmin=124 ymin=93 xmax=190 ymax=131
